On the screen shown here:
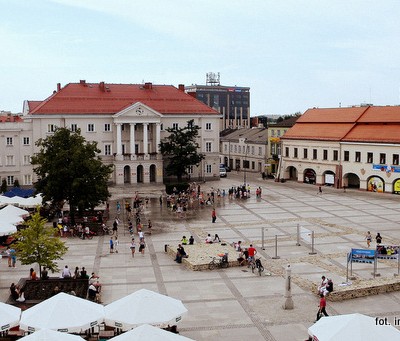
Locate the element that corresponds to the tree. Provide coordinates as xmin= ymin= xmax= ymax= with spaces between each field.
xmin=31 ymin=128 xmax=113 ymax=223
xmin=159 ymin=120 xmax=204 ymax=182
xmin=15 ymin=209 xmax=68 ymax=276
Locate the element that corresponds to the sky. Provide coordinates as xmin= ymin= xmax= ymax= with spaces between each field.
xmin=1 ymin=0 xmax=400 ymax=116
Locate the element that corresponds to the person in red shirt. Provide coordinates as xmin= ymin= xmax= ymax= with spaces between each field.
xmin=316 ymin=293 xmax=329 ymax=321
xmin=248 ymin=244 xmax=257 ymax=261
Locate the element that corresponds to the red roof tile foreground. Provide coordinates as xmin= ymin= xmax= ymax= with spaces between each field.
xmin=0 ymin=115 xmax=23 ymax=123
xmin=283 ymin=106 xmax=400 ymax=144
xmin=28 ymin=82 xmax=220 ymax=116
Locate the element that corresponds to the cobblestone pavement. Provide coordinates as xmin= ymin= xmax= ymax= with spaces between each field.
xmin=2 ymin=172 xmax=400 ymax=340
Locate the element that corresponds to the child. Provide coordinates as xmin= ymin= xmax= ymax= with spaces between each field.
xmin=114 ymin=236 xmax=119 ymax=253
xmin=109 ymin=237 xmax=114 ymax=253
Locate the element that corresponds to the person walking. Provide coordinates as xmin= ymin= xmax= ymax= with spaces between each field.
xmin=109 ymin=236 xmax=114 ymax=253
xmin=114 ymin=236 xmax=119 ymax=253
xmin=9 ymin=247 xmax=17 ymax=268
xmin=139 ymin=239 xmax=146 ymax=255
xmin=316 ymin=293 xmax=329 ymax=321
xmin=130 ymin=238 xmax=136 ymax=258
xmin=376 ymin=232 xmax=382 ymax=245
xmin=365 ymin=231 xmax=372 ymax=248
xmin=211 ymin=208 xmax=217 ymax=223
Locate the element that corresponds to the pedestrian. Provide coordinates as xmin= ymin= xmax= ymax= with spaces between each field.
xmin=109 ymin=236 xmax=114 ymax=253
xmin=138 ymin=230 xmax=144 ymax=241
xmin=213 ymin=234 xmax=221 ymax=243
xmin=211 ymin=208 xmax=217 ymax=223
xmin=147 ymin=219 xmax=152 ymax=234
xmin=116 ymin=201 xmax=121 ymax=214
xmin=9 ymin=247 xmax=17 ymax=267
xmin=6 ymin=247 xmax=12 ymax=267
xmin=159 ymin=195 xmax=163 ymax=206
xmin=316 ymin=293 xmax=329 ymax=321
xmin=376 ymin=232 xmax=382 ymax=244
xmin=130 ymin=238 xmax=136 ymax=258
xmin=139 ymin=239 xmax=146 ymax=255
xmin=248 ymin=244 xmax=257 ymax=261
xmin=112 ymin=217 xmax=119 ymax=235
xmin=365 ymin=231 xmax=372 ymax=248
xmin=318 ymin=186 xmax=322 ymax=195
xmin=189 ymin=236 xmax=194 ymax=245
xmin=114 ymin=236 xmax=119 ymax=253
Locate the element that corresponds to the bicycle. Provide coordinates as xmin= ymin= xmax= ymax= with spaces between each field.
xmin=208 ymin=254 xmax=229 ymax=270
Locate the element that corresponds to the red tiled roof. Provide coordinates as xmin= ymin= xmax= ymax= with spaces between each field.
xmin=27 ymin=101 xmax=42 ymax=112
xmin=0 ymin=115 xmax=23 ymax=123
xmin=342 ymin=124 xmax=400 ymax=143
xmin=283 ymin=123 xmax=355 ymax=140
xmin=29 ymin=82 xmax=220 ymax=115
xmin=296 ymin=107 xmax=367 ymax=123
xmin=283 ymin=106 xmax=400 ymax=144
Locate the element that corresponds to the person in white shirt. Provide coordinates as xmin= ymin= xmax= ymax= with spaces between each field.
xmin=62 ymin=265 xmax=71 ymax=278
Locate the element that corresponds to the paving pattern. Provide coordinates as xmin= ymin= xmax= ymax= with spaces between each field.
xmin=2 ymin=172 xmax=400 ymax=340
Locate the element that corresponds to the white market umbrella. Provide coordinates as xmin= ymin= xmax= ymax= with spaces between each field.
xmin=0 ymin=204 xmax=29 ymax=217
xmin=20 ymin=292 xmax=104 ymax=333
xmin=110 ymin=324 xmax=194 ymax=341
xmin=19 ymin=195 xmax=43 ymax=209
xmin=308 ymin=313 xmax=400 ymax=340
xmin=0 ymin=302 xmax=21 ymax=332
xmin=19 ymin=329 xmax=84 ymax=340
xmin=0 ymin=221 xmax=18 ymax=236
xmin=105 ymin=289 xmax=188 ymax=331
xmin=0 ymin=195 xmax=21 ymax=205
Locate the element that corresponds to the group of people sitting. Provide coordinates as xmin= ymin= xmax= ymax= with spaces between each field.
xmin=174 ymin=244 xmax=188 ymax=263
xmin=88 ymin=272 xmax=102 ymax=303
xmin=10 ymin=283 xmax=25 ymax=302
xmin=234 ymin=241 xmax=258 ymax=266
xmin=205 ymin=233 xmax=221 ymax=243
xmin=317 ymin=275 xmax=334 ymax=296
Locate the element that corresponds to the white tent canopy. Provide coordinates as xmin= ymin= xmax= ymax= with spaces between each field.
xmin=18 ymin=194 xmax=43 ymax=209
xmin=110 ymin=324 xmax=195 ymax=341
xmin=0 ymin=302 xmax=21 ymax=332
xmin=0 ymin=221 xmax=18 ymax=236
xmin=19 ymin=329 xmax=84 ymax=341
xmin=104 ymin=289 xmax=188 ymax=331
xmin=0 ymin=204 xmax=29 ymax=217
xmin=308 ymin=313 xmax=400 ymax=340
xmin=20 ymin=292 xmax=105 ymax=333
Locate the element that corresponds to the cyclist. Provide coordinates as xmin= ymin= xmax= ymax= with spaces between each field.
xmin=248 ymin=244 xmax=257 ymax=262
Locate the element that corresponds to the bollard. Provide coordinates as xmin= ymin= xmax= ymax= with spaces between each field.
xmin=282 ymin=264 xmax=294 ymax=310
xmin=309 ymin=231 xmax=317 ymax=255
xmin=272 ymin=235 xmax=280 ymax=259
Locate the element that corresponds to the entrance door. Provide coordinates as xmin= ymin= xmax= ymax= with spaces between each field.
xmin=137 ymin=165 xmax=144 ymax=183
xmin=123 ymin=165 xmax=130 ymax=184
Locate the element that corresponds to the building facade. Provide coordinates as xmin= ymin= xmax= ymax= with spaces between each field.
xmin=185 ymin=74 xmax=250 ymax=131
xmin=0 ymin=81 xmax=221 ymax=187
xmin=220 ymin=128 xmax=268 ymax=176
xmin=279 ymin=106 xmax=400 ymax=194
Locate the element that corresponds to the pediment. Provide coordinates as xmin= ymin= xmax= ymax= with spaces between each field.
xmin=113 ymin=102 xmax=162 ymax=123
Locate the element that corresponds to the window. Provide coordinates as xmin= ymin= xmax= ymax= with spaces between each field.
xmin=285 ymin=147 xmax=289 ymax=157
xmin=258 ymin=147 xmax=262 ymax=155
xmin=294 ymin=148 xmax=298 ymax=158
xmin=238 ymin=146 xmax=241 ymax=153
xmin=87 ymin=124 xmax=95 ymax=132
xmin=7 ymin=176 xmax=14 ymax=186
xmin=24 ymin=174 xmax=32 ymax=186
xmin=6 ymin=155 xmax=14 ymax=166
xmin=277 ymin=130 xmax=281 ymax=137
xmin=393 ymin=154 xmax=399 ymax=165
xmin=355 ymin=152 xmax=361 ymax=162
xmin=313 ymin=149 xmax=317 ymax=160
xmin=104 ymin=124 xmax=111 ymax=132
xmin=70 ymin=124 xmax=78 ymax=132
xmin=206 ymin=164 xmax=212 ymax=174
xmin=323 ymin=149 xmax=328 ymax=160
xmin=104 ymin=144 xmax=112 ymax=156
xmin=205 ymin=142 xmax=212 ymax=152
xmin=380 ymin=153 xmax=386 ymax=164
xmin=205 ymin=123 xmax=212 ymax=130
xmin=224 ymin=144 xmax=227 ymax=152
xmin=160 ymin=123 xmax=164 ymax=131
xmin=121 ymin=124 xmax=125 ymax=131
xmin=333 ymin=150 xmax=338 ymax=161
xmin=172 ymin=123 xmax=179 ymax=130
xmin=251 ymin=146 xmax=255 ymax=155
xmin=6 ymin=137 xmax=13 ymax=146
xmin=47 ymin=124 xmax=56 ymax=133
xmin=187 ymin=165 xmax=193 ymax=174
xmin=367 ymin=152 xmax=373 ymax=163
xmin=344 ymin=151 xmax=349 ymax=161
xmin=23 ymin=155 xmax=31 ymax=165
xmin=23 ymin=137 xmax=30 ymax=145
xmin=303 ymin=148 xmax=308 ymax=159
xmin=234 ymin=145 xmax=237 ymax=153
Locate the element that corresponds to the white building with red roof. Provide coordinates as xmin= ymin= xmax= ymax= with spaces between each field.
xmin=279 ymin=106 xmax=400 ymax=194
xmin=19 ymin=80 xmax=221 ymax=185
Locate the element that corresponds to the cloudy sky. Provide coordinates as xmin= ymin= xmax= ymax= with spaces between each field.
xmin=1 ymin=0 xmax=399 ymax=115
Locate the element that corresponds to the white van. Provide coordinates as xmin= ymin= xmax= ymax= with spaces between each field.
xmin=219 ymin=167 xmax=227 ymax=178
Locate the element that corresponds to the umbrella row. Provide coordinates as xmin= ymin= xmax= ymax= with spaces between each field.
xmin=1 ymin=289 xmax=190 ymax=339
xmin=0 ymin=194 xmax=43 ymax=209
xmin=0 ymin=204 xmax=30 ymax=236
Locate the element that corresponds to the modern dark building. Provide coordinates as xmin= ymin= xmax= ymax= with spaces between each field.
xmin=186 ymin=73 xmax=250 ymax=130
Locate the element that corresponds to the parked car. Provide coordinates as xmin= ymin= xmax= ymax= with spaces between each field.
xmin=219 ymin=167 xmax=227 ymax=178
xmin=220 ymin=163 xmax=231 ymax=172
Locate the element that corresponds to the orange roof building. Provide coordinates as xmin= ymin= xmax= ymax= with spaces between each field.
xmin=280 ymin=106 xmax=400 ymax=194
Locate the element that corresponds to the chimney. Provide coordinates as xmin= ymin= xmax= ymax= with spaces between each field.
xmin=80 ymin=80 xmax=86 ymax=86
xmin=57 ymin=83 xmax=61 ymax=92
xmin=178 ymin=84 xmax=185 ymax=92
xmin=144 ymin=82 xmax=153 ymax=90
xmin=99 ymin=81 xmax=105 ymax=92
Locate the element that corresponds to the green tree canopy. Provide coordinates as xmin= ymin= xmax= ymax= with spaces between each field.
xmin=159 ymin=119 xmax=204 ymax=182
xmin=15 ymin=209 xmax=68 ymax=276
xmin=31 ymin=128 xmax=113 ymax=221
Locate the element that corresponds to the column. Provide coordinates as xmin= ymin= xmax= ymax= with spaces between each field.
xmin=116 ymin=123 xmax=122 ymax=155
xmin=156 ymin=123 xmax=161 ymax=153
xmin=143 ymin=123 xmax=148 ymax=154
xmin=130 ymin=123 xmax=135 ymax=155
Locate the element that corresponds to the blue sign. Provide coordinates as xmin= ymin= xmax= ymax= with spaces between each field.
xmin=372 ymin=164 xmax=400 ymax=173
xmin=350 ymin=248 xmax=375 ymax=263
